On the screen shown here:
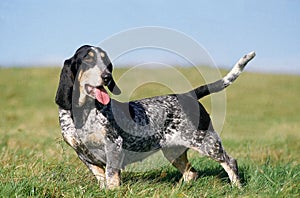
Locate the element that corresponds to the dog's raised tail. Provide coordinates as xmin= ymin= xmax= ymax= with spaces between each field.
xmin=191 ymin=51 xmax=256 ymax=99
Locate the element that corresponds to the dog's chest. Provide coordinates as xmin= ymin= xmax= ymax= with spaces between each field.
xmin=77 ymin=109 xmax=108 ymax=162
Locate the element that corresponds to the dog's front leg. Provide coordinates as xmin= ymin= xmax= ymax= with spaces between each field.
xmin=105 ymin=165 xmax=121 ymax=189
xmin=105 ymin=138 xmax=123 ymax=189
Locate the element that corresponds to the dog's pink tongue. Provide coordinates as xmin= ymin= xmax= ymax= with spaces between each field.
xmin=95 ymin=88 xmax=110 ymax=105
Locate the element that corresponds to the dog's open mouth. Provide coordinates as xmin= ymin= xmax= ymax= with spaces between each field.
xmin=85 ymin=84 xmax=110 ymax=105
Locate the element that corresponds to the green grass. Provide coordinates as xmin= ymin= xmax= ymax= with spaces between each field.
xmin=0 ymin=67 xmax=299 ymax=197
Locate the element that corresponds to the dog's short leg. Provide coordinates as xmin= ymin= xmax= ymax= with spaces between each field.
xmin=191 ymin=130 xmax=241 ymax=187
xmin=105 ymin=167 xmax=121 ymax=189
xmin=162 ymin=148 xmax=198 ymax=182
xmin=220 ymin=152 xmax=241 ymax=188
xmin=78 ymin=156 xmax=107 ymax=189
xmin=86 ymin=163 xmax=106 ymax=189
xmin=105 ymin=140 xmax=123 ymax=189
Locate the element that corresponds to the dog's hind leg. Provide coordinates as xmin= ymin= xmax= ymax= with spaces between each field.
xmin=219 ymin=153 xmax=241 ymax=188
xmin=162 ymin=147 xmax=198 ymax=182
xmin=191 ymin=130 xmax=241 ymax=187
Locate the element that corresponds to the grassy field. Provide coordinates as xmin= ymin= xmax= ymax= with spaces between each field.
xmin=0 ymin=67 xmax=299 ymax=197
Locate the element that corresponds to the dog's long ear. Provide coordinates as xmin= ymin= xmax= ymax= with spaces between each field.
xmin=106 ymin=63 xmax=121 ymax=95
xmin=107 ymin=78 xmax=121 ymax=95
xmin=55 ymin=58 xmax=75 ymax=109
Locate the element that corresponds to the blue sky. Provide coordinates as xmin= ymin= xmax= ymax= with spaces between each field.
xmin=0 ymin=0 xmax=299 ymax=74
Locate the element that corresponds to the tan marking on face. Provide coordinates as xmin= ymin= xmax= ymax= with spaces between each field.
xmin=88 ymin=51 xmax=95 ymax=57
xmin=77 ymin=70 xmax=85 ymax=102
xmin=100 ymin=52 xmax=105 ymax=58
xmin=78 ymin=76 xmax=86 ymax=107
xmin=77 ymin=70 xmax=83 ymax=80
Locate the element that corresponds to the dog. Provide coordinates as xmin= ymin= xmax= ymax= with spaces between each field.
xmin=55 ymin=45 xmax=255 ymax=189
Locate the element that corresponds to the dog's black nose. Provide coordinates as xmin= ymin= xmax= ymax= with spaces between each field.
xmin=101 ymin=72 xmax=112 ymax=85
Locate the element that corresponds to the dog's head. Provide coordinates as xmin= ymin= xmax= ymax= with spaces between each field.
xmin=55 ymin=45 xmax=121 ymax=110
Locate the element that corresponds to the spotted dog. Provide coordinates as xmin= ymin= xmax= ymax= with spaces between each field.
xmin=55 ymin=45 xmax=255 ymax=189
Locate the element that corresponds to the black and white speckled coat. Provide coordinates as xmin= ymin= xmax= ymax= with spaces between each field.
xmin=55 ymin=45 xmax=255 ymax=189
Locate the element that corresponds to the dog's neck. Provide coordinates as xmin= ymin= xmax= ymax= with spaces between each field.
xmin=72 ymin=98 xmax=102 ymax=128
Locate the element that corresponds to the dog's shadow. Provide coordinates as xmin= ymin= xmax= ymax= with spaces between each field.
xmin=122 ymin=165 xmax=248 ymax=187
